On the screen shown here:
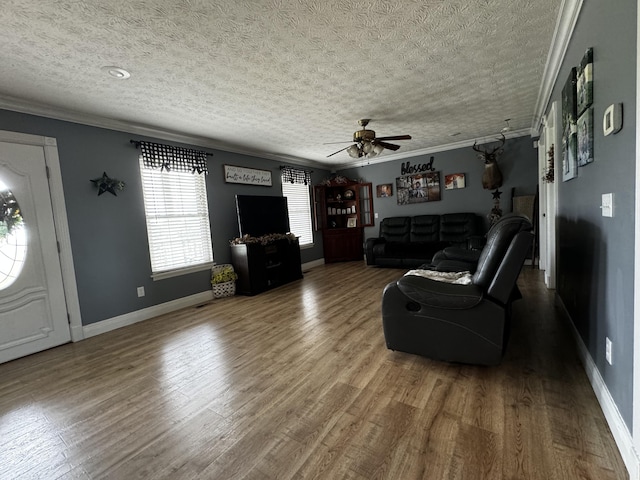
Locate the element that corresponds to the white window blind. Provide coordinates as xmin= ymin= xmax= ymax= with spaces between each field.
xmin=282 ymin=180 xmax=313 ymax=246
xmin=140 ymin=158 xmax=213 ymax=278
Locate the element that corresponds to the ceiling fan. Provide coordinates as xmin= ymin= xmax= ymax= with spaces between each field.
xmin=326 ymin=119 xmax=412 ymax=158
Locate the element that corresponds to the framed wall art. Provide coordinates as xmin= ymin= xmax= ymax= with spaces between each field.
xmin=396 ymin=172 xmax=441 ymax=205
xmin=444 ymin=173 xmax=465 ymax=190
xmin=577 ymin=107 xmax=594 ymax=166
xmin=562 ymin=128 xmax=578 ymax=181
xmin=223 ymin=164 xmax=272 ymax=186
xmin=376 ymin=184 xmax=393 ymax=197
xmin=577 ymin=48 xmax=593 ymax=116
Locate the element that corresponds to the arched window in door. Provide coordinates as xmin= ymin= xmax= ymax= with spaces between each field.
xmin=0 ymin=179 xmax=26 ymax=290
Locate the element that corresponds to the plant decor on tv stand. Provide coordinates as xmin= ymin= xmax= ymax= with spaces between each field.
xmin=230 ymin=232 xmax=297 ymax=246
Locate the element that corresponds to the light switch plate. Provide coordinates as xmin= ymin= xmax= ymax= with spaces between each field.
xmin=601 ymin=193 xmax=614 ymax=217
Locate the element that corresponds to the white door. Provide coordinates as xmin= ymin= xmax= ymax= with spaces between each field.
xmin=538 ymin=102 xmax=559 ymax=289
xmin=0 ymin=140 xmax=71 ymax=363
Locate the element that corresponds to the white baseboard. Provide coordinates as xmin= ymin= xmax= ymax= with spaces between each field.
xmin=83 ymin=290 xmax=214 ymax=338
xmin=558 ymin=298 xmax=639 ymax=479
xmin=302 ymin=258 xmax=325 ymax=270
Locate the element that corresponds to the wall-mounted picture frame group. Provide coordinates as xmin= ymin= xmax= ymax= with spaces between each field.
xmin=563 ymin=47 xmax=594 ymax=180
xmin=444 ymin=173 xmax=465 ymax=190
xmin=576 ymin=48 xmax=594 ymax=167
xmin=562 ymin=67 xmax=578 ymax=182
xmin=396 ymin=172 xmax=441 ymax=205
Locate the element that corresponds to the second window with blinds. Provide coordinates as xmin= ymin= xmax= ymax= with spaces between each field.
xmin=281 ymin=175 xmax=313 ymax=247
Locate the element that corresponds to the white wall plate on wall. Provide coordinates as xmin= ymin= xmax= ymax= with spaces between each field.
xmin=603 ymin=103 xmax=623 ymax=136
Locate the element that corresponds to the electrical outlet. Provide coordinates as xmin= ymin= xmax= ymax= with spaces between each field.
xmin=606 ymin=337 xmax=613 ymax=365
xmin=137 ymin=286 xmax=145 ymax=297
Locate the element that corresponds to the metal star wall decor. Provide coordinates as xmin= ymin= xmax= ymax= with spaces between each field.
xmin=90 ymin=172 xmax=126 ymax=196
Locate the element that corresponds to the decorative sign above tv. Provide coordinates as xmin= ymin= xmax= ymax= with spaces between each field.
xmin=224 ymin=164 xmax=272 ymax=186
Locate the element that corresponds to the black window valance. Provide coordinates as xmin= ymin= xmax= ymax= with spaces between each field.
xmin=280 ymin=166 xmax=312 ymax=185
xmin=136 ymin=141 xmax=209 ymax=174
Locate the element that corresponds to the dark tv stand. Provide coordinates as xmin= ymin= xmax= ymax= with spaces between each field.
xmin=231 ymin=238 xmax=303 ymax=295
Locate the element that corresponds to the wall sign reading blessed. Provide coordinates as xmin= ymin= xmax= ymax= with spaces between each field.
xmin=401 ymin=156 xmax=435 ymax=175
xmin=223 ymin=165 xmax=272 ymax=186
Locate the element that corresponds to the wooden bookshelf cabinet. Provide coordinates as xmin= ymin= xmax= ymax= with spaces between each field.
xmin=313 ymin=181 xmax=374 ymax=263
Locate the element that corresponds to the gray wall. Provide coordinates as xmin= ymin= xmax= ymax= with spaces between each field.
xmin=0 ymin=109 xmax=329 ymax=325
xmin=339 ymin=135 xmax=539 ymax=239
xmin=550 ymin=0 xmax=636 ymax=427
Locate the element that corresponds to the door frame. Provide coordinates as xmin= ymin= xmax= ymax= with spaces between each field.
xmin=633 ymin=0 xmax=640 ymax=463
xmin=0 ymin=130 xmax=83 ymax=341
xmin=546 ymin=101 xmax=559 ymax=289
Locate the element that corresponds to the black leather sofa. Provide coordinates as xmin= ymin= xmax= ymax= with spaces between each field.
xmin=381 ymin=214 xmax=533 ymax=365
xmin=365 ymin=213 xmax=482 ymax=268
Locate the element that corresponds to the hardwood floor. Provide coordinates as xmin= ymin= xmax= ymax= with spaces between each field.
xmin=0 ymin=263 xmax=628 ymax=479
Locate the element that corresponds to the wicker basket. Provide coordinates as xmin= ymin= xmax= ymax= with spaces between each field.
xmin=212 ymin=280 xmax=236 ymax=298
xmin=211 ymin=264 xmax=237 ymax=298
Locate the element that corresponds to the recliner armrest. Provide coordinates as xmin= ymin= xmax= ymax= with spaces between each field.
xmin=364 ymin=237 xmax=386 ymax=265
xmin=396 ymin=275 xmax=484 ymax=309
xmin=365 ymin=237 xmax=386 ymax=249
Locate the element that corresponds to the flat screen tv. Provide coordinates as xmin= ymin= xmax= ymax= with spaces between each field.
xmin=236 ymin=194 xmax=290 ymax=237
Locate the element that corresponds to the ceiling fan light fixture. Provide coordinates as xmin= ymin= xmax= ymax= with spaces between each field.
xmin=326 ymin=119 xmax=410 ymax=159
xmin=347 ymin=144 xmax=360 ymax=158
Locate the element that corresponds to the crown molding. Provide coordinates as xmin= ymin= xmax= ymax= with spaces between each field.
xmin=531 ymin=0 xmax=584 ymax=134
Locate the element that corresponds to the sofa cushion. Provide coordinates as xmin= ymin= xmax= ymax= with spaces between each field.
xmin=410 ymin=215 xmax=440 ymax=242
xmin=439 ymin=213 xmax=480 ymax=246
xmin=379 ymin=216 xmax=411 ymax=242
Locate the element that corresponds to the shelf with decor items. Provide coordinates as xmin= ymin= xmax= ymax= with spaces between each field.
xmin=313 ymin=178 xmax=373 ymax=263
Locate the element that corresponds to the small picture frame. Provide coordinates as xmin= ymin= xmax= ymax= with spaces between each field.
xmin=444 ymin=173 xmax=465 ymax=190
xmin=376 ymin=184 xmax=393 ymax=197
xmin=347 ymin=217 xmax=357 ymax=228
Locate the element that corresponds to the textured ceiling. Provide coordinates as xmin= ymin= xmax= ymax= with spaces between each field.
xmin=0 ymin=0 xmax=561 ymax=166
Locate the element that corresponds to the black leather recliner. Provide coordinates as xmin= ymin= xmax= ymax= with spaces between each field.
xmin=428 ymin=213 xmax=527 ymax=273
xmin=381 ymin=214 xmax=533 ymax=365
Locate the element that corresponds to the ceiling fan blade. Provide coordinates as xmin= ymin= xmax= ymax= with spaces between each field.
xmin=323 ymin=141 xmax=353 ymax=145
xmin=327 ymin=145 xmax=353 ymax=157
xmin=375 ymin=141 xmax=401 ymax=151
xmin=375 ymin=134 xmax=412 ymax=141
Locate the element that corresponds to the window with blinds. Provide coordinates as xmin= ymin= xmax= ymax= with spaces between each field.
xmin=281 ymin=180 xmax=313 ymax=247
xmin=140 ymin=158 xmax=214 ymax=279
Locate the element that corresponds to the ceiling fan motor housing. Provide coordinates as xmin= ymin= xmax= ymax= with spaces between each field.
xmin=354 ymin=129 xmax=376 ymax=143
